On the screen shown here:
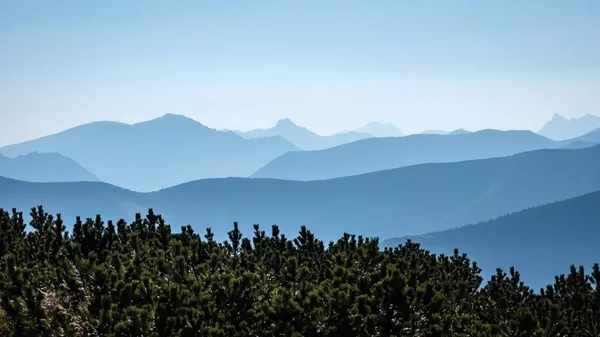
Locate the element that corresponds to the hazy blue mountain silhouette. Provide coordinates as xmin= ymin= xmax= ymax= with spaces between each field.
xmin=2 ymin=144 xmax=600 ymax=244
xmin=420 ymin=129 xmax=448 ymax=135
xmin=538 ymin=113 xmax=600 ymax=141
xmin=251 ymin=129 xmax=560 ymax=181
xmin=0 ymin=114 xmax=298 ymax=192
xmin=0 ymin=177 xmax=145 ymax=224
xmin=234 ymin=118 xmax=372 ymax=150
xmin=0 ymin=152 xmax=98 ymax=182
xmin=448 ymin=129 xmax=471 ymax=135
xmin=381 ymin=189 xmax=600 ymax=290
xmin=559 ymin=127 xmax=600 ymax=149
xmin=352 ymin=122 xmax=404 ymax=137
xmin=568 ymin=126 xmax=600 ymax=143
xmin=420 ymin=129 xmax=471 ymax=135
xmin=560 ymin=140 xmax=598 ymax=150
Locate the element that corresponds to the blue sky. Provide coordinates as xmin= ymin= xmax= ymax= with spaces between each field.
xmin=1 ymin=0 xmax=599 ymax=145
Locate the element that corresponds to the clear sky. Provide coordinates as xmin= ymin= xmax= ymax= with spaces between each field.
xmin=1 ymin=0 xmax=599 ymax=146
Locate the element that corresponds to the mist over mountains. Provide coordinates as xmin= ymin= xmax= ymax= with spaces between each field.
xmin=2 ymin=144 xmax=600 ymax=245
xmin=0 ymin=114 xmax=298 ymax=191
xmin=4 ymin=1 xmax=600 ymax=333
xmin=233 ymin=118 xmax=373 ymax=150
xmin=2 ymin=111 xmax=600 ymax=301
xmin=0 ymin=152 xmax=98 ymax=183
xmin=250 ymin=118 xmax=600 ymax=181
xmin=2 ymin=113 xmax=598 ymax=189
xmin=251 ymin=129 xmax=563 ymax=181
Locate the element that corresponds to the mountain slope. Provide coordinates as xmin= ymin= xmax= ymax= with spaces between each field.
xmin=560 ymin=140 xmax=598 ymax=150
xmin=448 ymin=129 xmax=471 ymax=135
xmin=559 ymin=127 xmax=600 ymax=149
xmin=0 ymin=152 xmax=98 ymax=182
xmin=0 ymin=176 xmax=144 ymax=223
xmin=0 ymin=114 xmax=298 ymax=192
xmin=569 ymin=126 xmax=600 ymax=143
xmin=538 ymin=113 xmax=600 ymax=141
xmin=235 ymin=118 xmax=372 ymax=150
xmin=381 ymin=190 xmax=600 ymax=289
xmin=251 ymin=129 xmax=559 ymax=181
xmin=353 ymin=122 xmax=404 ymax=137
xmin=2 ymin=145 xmax=600 ymax=244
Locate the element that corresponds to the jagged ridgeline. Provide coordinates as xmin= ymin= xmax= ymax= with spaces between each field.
xmin=1 ymin=206 xmax=600 ymax=336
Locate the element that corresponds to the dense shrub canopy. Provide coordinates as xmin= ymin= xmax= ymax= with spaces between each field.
xmin=1 ymin=206 xmax=599 ymax=336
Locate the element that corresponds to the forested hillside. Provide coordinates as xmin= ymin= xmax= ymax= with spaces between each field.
xmin=1 ymin=207 xmax=600 ymax=336
xmin=382 ymin=190 xmax=600 ymax=289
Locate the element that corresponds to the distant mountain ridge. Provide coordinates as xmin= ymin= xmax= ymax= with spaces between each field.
xmin=2 ymin=144 xmax=600 ymax=244
xmin=557 ymin=127 xmax=600 ymax=149
xmin=569 ymin=126 xmax=600 ymax=142
xmin=0 ymin=152 xmax=98 ymax=183
xmin=234 ymin=118 xmax=373 ymax=150
xmin=0 ymin=114 xmax=298 ymax=192
xmin=420 ymin=130 xmax=447 ymax=135
xmin=447 ymin=129 xmax=471 ymax=135
xmin=352 ymin=122 xmax=404 ymax=137
xmin=381 ymin=189 xmax=600 ymax=290
xmin=560 ymin=140 xmax=598 ymax=150
xmin=538 ymin=113 xmax=600 ymax=141
xmin=251 ymin=129 xmax=560 ymax=181
xmin=420 ymin=129 xmax=472 ymax=135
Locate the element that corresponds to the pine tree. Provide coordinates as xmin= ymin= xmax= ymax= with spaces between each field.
xmin=0 ymin=206 xmax=599 ymax=336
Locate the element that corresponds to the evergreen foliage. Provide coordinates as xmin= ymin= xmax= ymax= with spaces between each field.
xmin=1 ymin=206 xmax=599 ymax=336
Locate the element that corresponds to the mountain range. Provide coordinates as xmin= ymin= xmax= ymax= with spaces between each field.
xmin=0 ymin=152 xmax=98 ymax=183
xmin=233 ymin=118 xmax=373 ymax=150
xmin=2 ymin=144 xmax=600 ymax=244
xmin=420 ymin=129 xmax=472 ymax=135
xmin=251 ymin=129 xmax=562 ymax=181
xmin=381 ymin=189 xmax=600 ymax=290
xmin=3 ymin=114 xmax=600 ymax=190
xmin=0 ymin=114 xmax=298 ymax=192
xmin=538 ymin=113 xmax=600 ymax=141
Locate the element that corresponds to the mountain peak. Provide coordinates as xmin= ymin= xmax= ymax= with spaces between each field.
xmin=539 ymin=113 xmax=600 ymax=141
xmin=138 ymin=113 xmax=212 ymax=130
xmin=354 ymin=121 xmax=403 ymax=137
xmin=275 ymin=118 xmax=298 ymax=128
xmin=156 ymin=113 xmax=195 ymax=122
xmin=448 ymin=128 xmax=471 ymax=135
